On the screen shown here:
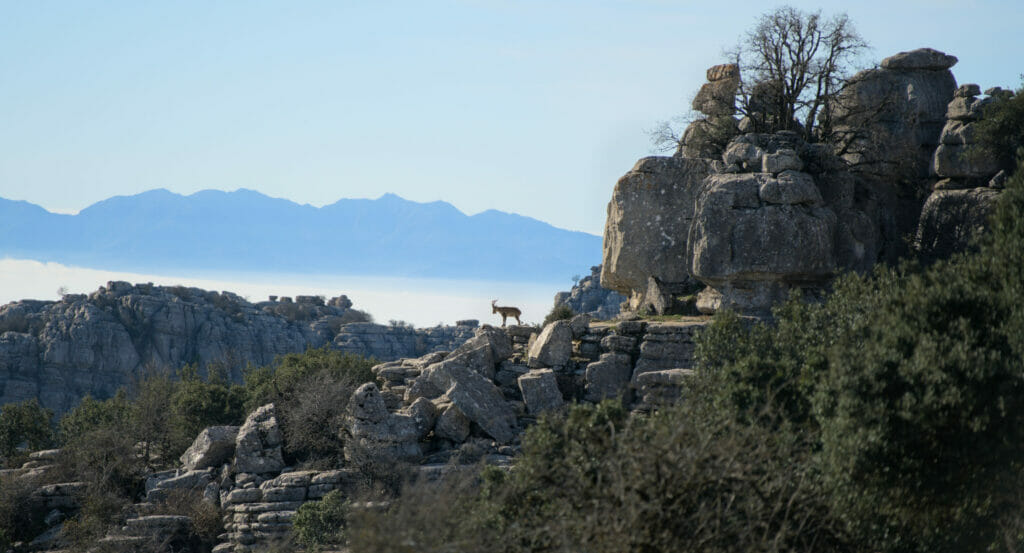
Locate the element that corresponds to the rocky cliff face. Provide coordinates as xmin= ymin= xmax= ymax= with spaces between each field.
xmin=602 ymin=48 xmax=1009 ymax=315
xmin=0 ymin=282 xmax=477 ymax=413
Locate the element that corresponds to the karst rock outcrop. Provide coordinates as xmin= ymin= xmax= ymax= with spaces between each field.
xmin=602 ymin=48 xmax=1008 ymax=315
xmin=0 ymin=282 xmax=477 ymax=413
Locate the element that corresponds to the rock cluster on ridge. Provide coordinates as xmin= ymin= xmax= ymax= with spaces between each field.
xmin=0 ymin=282 xmax=478 ymax=413
xmin=601 ymin=48 xmax=1008 ymax=316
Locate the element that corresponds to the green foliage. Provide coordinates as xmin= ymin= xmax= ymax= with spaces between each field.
xmin=0 ymin=473 xmax=48 ymax=547
xmin=350 ymin=159 xmax=1024 ymax=553
xmin=0 ymin=399 xmax=54 ymax=463
xmin=542 ymin=303 xmax=574 ymax=326
xmin=351 ymin=400 xmax=848 ymax=553
xmin=293 ymin=489 xmax=350 ymax=550
xmin=168 ymin=365 xmax=247 ymax=458
xmin=58 ymin=392 xmax=132 ymax=444
xmin=245 ymin=347 xmax=377 ymax=465
xmin=971 ymin=83 xmax=1024 ymax=174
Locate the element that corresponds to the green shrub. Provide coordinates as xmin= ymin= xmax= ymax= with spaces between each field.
xmin=542 ymin=304 xmax=574 ymax=326
xmin=0 ymin=398 xmax=54 ymax=464
xmin=58 ymin=392 xmax=132 ymax=445
xmin=292 ymin=489 xmax=350 ymax=550
xmin=350 ymin=400 xmax=848 ymax=553
xmin=244 ymin=347 xmax=377 ymax=465
xmin=0 ymin=473 xmax=48 ymax=547
xmin=971 ymin=83 xmax=1024 ymax=174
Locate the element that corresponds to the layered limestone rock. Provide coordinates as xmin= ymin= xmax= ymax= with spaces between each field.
xmin=552 ymin=265 xmax=625 ymax=320
xmin=679 ymin=64 xmax=741 ymax=159
xmin=688 ymin=132 xmax=874 ymax=314
xmin=830 ymin=47 xmax=959 ymax=263
xmin=915 ymin=85 xmax=1008 ymax=262
xmin=0 ymin=282 xmax=478 ymax=413
xmin=602 ymin=49 xmax=1003 ymax=316
xmin=601 ymin=156 xmax=723 ymax=307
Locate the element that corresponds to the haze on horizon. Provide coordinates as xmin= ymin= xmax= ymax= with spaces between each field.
xmin=2 ymin=1 xmax=1022 ymax=235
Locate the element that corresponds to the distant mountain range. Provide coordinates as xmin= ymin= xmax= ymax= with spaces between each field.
xmin=0 ymin=189 xmax=600 ymax=282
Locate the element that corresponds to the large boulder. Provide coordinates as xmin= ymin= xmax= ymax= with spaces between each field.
xmin=601 ymin=157 xmax=723 ymax=296
xmin=180 ymin=426 xmax=239 ymax=471
xmin=688 ymin=171 xmax=837 ymax=314
xmin=584 ymin=352 xmax=634 ymax=402
xmin=527 ymin=320 xmax=573 ymax=368
xmin=517 ymin=369 xmax=564 ymax=415
xmin=233 ymin=404 xmax=285 ymax=475
xmin=915 ymin=187 xmax=1001 ymax=263
xmin=346 ymin=382 xmax=430 ymax=461
xmin=416 ymin=346 xmax=518 ymax=444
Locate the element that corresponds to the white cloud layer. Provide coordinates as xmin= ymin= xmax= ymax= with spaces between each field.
xmin=0 ymin=258 xmax=561 ymax=328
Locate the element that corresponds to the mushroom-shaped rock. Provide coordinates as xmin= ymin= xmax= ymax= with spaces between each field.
xmin=880 ymin=48 xmax=958 ymax=71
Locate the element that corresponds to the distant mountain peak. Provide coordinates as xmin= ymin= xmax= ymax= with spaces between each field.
xmin=0 ymin=190 xmax=600 ymax=282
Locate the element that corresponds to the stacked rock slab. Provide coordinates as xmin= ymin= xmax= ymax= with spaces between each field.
xmin=679 ymin=63 xmax=741 ymax=159
xmin=689 ymin=133 xmax=840 ymax=314
xmin=915 ymin=84 xmax=1008 ymax=262
xmin=831 ymin=47 xmax=959 ymax=263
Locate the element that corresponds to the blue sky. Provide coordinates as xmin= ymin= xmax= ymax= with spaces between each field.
xmin=2 ymin=1 xmax=1022 ymax=235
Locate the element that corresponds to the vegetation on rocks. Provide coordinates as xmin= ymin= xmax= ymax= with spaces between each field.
xmin=344 ymin=160 xmax=1024 ymax=553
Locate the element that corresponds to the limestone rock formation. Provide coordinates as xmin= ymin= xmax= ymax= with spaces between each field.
xmin=680 ymin=63 xmax=741 ymax=159
xmin=233 ymin=404 xmax=286 ymax=475
xmin=551 ymin=265 xmax=625 ymax=320
xmin=0 ymin=282 xmax=478 ymax=413
xmin=601 ymin=156 xmax=723 ymax=307
xmin=916 ymin=187 xmax=1001 ymax=263
xmin=180 ymin=425 xmax=239 ymax=471
xmin=602 ymin=49 xmax=1004 ymax=316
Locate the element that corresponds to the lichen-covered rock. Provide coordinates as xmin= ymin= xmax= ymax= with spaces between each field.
xmin=517 ymin=369 xmax=563 ymax=415
xmin=584 ymin=352 xmax=633 ymax=402
xmin=915 ymin=187 xmax=1001 ymax=263
xmin=601 ymin=157 xmax=722 ymax=295
xmin=346 ymin=383 xmax=428 ymax=461
xmin=433 ymin=401 xmax=471 ymax=443
xmin=527 ymin=320 xmax=573 ymax=368
xmin=233 ymin=404 xmax=285 ymax=475
xmin=180 ymin=426 xmax=239 ymax=471
xmin=689 ymin=173 xmax=837 ymax=279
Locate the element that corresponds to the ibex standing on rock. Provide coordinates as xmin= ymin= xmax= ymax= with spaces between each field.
xmin=491 ymin=300 xmax=522 ymax=327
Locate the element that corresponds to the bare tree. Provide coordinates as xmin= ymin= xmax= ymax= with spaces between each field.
xmin=731 ymin=6 xmax=867 ymax=142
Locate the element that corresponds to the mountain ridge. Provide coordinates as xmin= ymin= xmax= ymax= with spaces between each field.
xmin=0 ymin=189 xmax=599 ymax=282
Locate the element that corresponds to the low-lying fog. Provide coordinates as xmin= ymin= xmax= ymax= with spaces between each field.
xmin=0 ymin=258 xmax=562 ymax=328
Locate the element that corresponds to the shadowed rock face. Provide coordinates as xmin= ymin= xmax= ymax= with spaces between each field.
xmin=916 ymin=188 xmax=1001 ymax=263
xmin=0 ymin=282 xmax=477 ymax=413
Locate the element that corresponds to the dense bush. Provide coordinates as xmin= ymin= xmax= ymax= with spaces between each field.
xmin=292 ymin=489 xmax=350 ymax=551
xmin=542 ymin=303 xmax=574 ymax=326
xmin=0 ymin=399 xmax=54 ymax=465
xmin=244 ymin=347 xmax=376 ymax=466
xmin=0 ymin=472 xmax=49 ymax=550
xmin=971 ymin=83 xmax=1024 ymax=174
xmin=347 ymin=161 xmax=1024 ymax=553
